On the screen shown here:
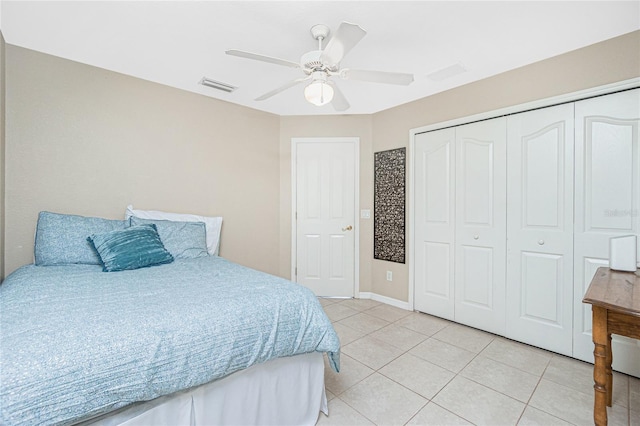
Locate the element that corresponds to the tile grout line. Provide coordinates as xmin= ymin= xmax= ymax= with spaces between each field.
xmin=515 ymin=356 xmax=553 ymax=426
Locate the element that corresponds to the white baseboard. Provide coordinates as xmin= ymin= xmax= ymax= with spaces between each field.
xmin=358 ymin=292 xmax=411 ymax=311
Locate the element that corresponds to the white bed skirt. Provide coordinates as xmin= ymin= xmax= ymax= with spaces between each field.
xmin=87 ymin=352 xmax=328 ymax=426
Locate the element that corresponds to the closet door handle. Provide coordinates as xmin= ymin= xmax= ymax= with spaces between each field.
xmin=538 ymin=240 xmax=545 ymax=245
xmin=473 ymin=235 xmax=479 ymax=240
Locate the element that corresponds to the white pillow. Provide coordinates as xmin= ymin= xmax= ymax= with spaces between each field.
xmin=125 ymin=205 xmax=222 ymax=256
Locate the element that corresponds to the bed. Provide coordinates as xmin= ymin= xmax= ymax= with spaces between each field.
xmin=0 ymin=211 xmax=340 ymax=425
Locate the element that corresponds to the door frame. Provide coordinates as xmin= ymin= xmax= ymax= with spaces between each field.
xmin=409 ymin=77 xmax=640 ymax=311
xmin=291 ymin=137 xmax=360 ymax=297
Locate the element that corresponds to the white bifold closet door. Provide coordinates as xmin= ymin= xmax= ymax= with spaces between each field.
xmin=573 ymin=89 xmax=640 ymax=377
xmin=454 ymin=118 xmax=507 ymax=335
xmin=414 ymin=128 xmax=456 ymax=319
xmin=505 ymin=104 xmax=575 ymax=356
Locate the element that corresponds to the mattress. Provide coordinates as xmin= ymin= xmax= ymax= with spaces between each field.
xmin=0 ymin=257 xmax=340 ymax=425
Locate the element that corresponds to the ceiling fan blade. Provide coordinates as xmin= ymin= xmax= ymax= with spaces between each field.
xmin=342 ymin=68 xmax=414 ymax=85
xmin=320 ymin=22 xmax=367 ymax=67
xmin=226 ymin=49 xmax=300 ymax=69
xmin=328 ymin=81 xmax=350 ymax=111
xmin=255 ymin=77 xmax=309 ymax=101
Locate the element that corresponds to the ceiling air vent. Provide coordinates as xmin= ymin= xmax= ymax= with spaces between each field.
xmin=426 ymin=63 xmax=467 ymax=82
xmin=199 ymin=77 xmax=237 ymax=93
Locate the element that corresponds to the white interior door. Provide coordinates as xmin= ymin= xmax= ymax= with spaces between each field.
xmin=506 ymin=104 xmax=575 ymax=356
xmin=414 ymin=128 xmax=456 ymax=319
xmin=454 ymin=118 xmax=507 ymax=335
xmin=573 ymin=89 xmax=640 ymax=376
xmin=294 ymin=139 xmax=356 ymax=297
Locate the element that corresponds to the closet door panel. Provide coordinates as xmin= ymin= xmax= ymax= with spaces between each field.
xmin=455 ymin=118 xmax=507 ymax=334
xmin=520 ymin=252 xmax=563 ymax=321
xmin=460 ymin=245 xmax=494 ymax=308
xmin=414 ymin=129 xmax=456 ymax=319
xmin=422 ymin=242 xmax=450 ymax=299
xmin=506 ymin=104 xmax=574 ymax=356
xmin=574 ymin=88 xmax=640 ymax=377
xmin=461 ymin=140 xmax=493 ymax=225
xmin=587 ymin=121 xmax=635 ymax=231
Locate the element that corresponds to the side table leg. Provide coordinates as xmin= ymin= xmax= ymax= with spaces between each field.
xmin=592 ymin=306 xmax=608 ymax=426
xmin=606 ymin=333 xmax=613 ymax=407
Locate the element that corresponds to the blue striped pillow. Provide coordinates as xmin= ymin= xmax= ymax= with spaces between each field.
xmin=87 ymin=224 xmax=174 ymax=272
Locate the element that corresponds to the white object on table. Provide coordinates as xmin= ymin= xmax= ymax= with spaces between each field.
xmin=609 ymin=235 xmax=637 ymax=272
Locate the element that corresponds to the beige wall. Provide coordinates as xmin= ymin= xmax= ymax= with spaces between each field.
xmin=371 ymin=30 xmax=640 ymax=302
xmin=4 ymin=45 xmax=281 ymax=276
xmin=279 ymin=115 xmax=373 ymax=293
xmin=0 ymin=31 xmax=5 ymax=281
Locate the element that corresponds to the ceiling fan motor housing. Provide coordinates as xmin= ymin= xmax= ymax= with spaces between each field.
xmin=301 ymin=50 xmax=326 ymax=72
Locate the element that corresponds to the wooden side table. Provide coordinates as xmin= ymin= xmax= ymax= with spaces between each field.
xmin=582 ymin=267 xmax=640 ymax=426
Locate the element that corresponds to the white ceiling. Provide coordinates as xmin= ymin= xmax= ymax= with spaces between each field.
xmin=1 ymin=1 xmax=639 ymax=116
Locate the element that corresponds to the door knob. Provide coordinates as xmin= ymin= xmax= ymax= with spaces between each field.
xmin=342 ymin=225 xmax=353 ymax=231
xmin=538 ymin=240 xmax=545 ymax=245
xmin=473 ymin=235 xmax=479 ymax=240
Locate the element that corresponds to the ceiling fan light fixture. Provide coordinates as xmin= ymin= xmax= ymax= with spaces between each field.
xmin=304 ymin=72 xmax=334 ymax=106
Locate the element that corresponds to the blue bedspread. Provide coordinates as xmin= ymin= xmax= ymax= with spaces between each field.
xmin=0 ymin=257 xmax=340 ymax=425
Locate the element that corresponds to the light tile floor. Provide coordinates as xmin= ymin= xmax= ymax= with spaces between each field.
xmin=316 ymin=298 xmax=640 ymax=426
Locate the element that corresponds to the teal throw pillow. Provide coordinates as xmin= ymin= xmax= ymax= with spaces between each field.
xmin=87 ymin=224 xmax=174 ymax=272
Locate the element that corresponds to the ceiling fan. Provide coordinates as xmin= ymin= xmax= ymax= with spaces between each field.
xmin=226 ymin=22 xmax=414 ymax=111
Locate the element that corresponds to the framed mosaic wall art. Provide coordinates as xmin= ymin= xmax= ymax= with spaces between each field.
xmin=373 ymin=147 xmax=406 ymax=263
